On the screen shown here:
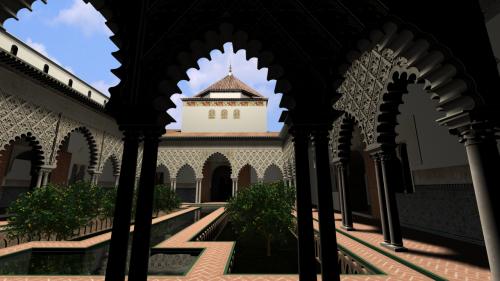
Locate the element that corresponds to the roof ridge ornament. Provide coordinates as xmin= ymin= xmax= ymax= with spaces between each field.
xmin=228 ymin=62 xmax=232 ymax=76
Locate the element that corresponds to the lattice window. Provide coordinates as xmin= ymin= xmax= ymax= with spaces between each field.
xmin=233 ymin=109 xmax=240 ymax=119
xmin=208 ymin=109 xmax=215 ymax=119
xmin=221 ymin=109 xmax=228 ymax=119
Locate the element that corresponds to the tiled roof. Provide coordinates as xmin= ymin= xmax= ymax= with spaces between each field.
xmin=193 ymin=74 xmax=265 ymax=98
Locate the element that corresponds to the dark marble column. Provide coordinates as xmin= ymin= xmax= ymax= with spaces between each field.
xmin=290 ymin=126 xmax=317 ymax=281
xmin=371 ymin=153 xmax=390 ymax=244
xmin=312 ymin=127 xmax=340 ymax=281
xmin=338 ymin=161 xmax=353 ymax=230
xmin=105 ymin=129 xmax=140 ymax=281
xmin=460 ymin=125 xmax=500 ymax=281
xmin=128 ymin=129 xmax=162 ymax=281
xmin=379 ymin=150 xmax=406 ymax=252
xmin=334 ymin=162 xmax=346 ymax=225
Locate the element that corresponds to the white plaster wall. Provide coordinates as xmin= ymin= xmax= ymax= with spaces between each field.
xmin=181 ymin=103 xmax=267 ymax=132
xmin=208 ymin=92 xmax=243 ymax=98
xmin=0 ymin=31 xmax=108 ymax=105
xmin=0 ymin=67 xmax=120 ymax=136
xmin=396 ymin=84 xmax=468 ymax=170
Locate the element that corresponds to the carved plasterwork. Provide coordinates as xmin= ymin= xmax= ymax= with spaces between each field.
xmin=0 ymin=89 xmax=58 ymax=165
xmin=156 ymin=147 xmax=284 ymax=180
xmin=335 ymin=47 xmax=408 ymax=145
xmin=98 ymin=133 xmax=123 ymax=173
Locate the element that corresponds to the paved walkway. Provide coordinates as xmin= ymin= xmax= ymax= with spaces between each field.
xmin=0 ymin=207 xmax=492 ymax=280
xmin=321 ymin=212 xmax=492 ymax=281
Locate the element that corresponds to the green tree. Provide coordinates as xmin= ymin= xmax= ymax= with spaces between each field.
xmin=153 ymin=184 xmax=180 ymax=216
xmin=226 ymin=181 xmax=295 ymax=256
xmin=98 ymin=187 xmax=117 ymax=219
xmin=6 ymin=181 xmax=104 ymax=240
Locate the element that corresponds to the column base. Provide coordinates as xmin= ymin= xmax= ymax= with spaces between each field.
xmin=380 ymin=242 xmax=407 ymax=252
xmin=341 ymin=225 xmax=355 ymax=231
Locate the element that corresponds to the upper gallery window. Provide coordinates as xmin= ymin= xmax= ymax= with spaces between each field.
xmin=233 ymin=109 xmax=240 ymax=119
xmin=208 ymin=109 xmax=215 ymax=119
xmin=221 ymin=109 xmax=228 ymax=119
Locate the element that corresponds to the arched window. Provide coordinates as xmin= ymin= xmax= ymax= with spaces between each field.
xmin=10 ymin=45 xmax=18 ymax=56
xmin=88 ymin=91 xmax=92 ymax=98
xmin=68 ymin=79 xmax=73 ymax=87
xmin=43 ymin=64 xmax=49 ymax=73
xmin=208 ymin=109 xmax=215 ymax=119
xmin=221 ymin=109 xmax=228 ymax=119
xmin=233 ymin=109 xmax=240 ymax=119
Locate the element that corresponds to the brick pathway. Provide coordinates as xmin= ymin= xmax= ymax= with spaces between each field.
xmin=0 ymin=206 xmax=491 ymax=280
xmin=318 ymin=212 xmax=492 ymax=281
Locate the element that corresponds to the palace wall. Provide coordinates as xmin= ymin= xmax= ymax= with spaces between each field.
xmin=395 ymin=84 xmax=484 ymax=244
xmin=181 ymin=101 xmax=267 ymax=132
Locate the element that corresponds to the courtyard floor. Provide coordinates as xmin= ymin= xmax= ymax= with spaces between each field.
xmin=0 ymin=206 xmax=491 ymax=280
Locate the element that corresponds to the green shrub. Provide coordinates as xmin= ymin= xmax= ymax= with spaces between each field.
xmin=153 ymin=184 xmax=181 ymax=216
xmin=226 ymin=181 xmax=295 ymax=256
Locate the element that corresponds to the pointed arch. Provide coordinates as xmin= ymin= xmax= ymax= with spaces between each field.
xmin=236 ymin=163 xmax=258 ymax=190
xmin=263 ymin=163 xmax=284 ymax=183
xmin=156 ymin=164 xmax=171 ymax=186
xmin=201 ymin=152 xmax=233 ymax=177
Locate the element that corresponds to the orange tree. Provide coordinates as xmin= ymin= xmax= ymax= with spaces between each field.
xmin=7 ymin=182 xmax=102 ymax=240
xmin=226 ymin=181 xmax=295 ymax=256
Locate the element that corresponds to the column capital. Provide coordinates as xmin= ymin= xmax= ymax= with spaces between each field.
xmin=456 ymin=121 xmax=498 ymax=146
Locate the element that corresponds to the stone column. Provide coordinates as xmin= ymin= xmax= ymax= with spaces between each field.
xmin=38 ymin=166 xmax=54 ymax=187
xmin=312 ymin=126 xmax=341 ymax=281
xmin=105 ymin=129 xmax=140 ymax=281
xmin=35 ymin=168 xmax=44 ymax=188
xmin=333 ymin=161 xmax=345 ymax=225
xmin=113 ymin=173 xmax=120 ymax=188
xmin=338 ymin=161 xmax=354 ymax=230
xmin=379 ymin=149 xmax=406 ymax=251
xmin=231 ymin=177 xmax=238 ymax=197
xmin=370 ymin=152 xmax=390 ymax=244
xmin=170 ymin=178 xmax=177 ymax=192
xmin=129 ymin=129 xmax=161 ymax=280
xmin=89 ymin=170 xmax=102 ymax=186
xmin=460 ymin=124 xmax=500 ymax=280
xmin=41 ymin=170 xmax=50 ymax=186
xmin=290 ymin=125 xmax=317 ymax=281
xmin=195 ymin=178 xmax=203 ymax=203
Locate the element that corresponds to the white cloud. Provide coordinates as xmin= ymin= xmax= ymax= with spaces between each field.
xmin=50 ymin=0 xmax=111 ymax=37
xmin=166 ymin=93 xmax=187 ymax=129
xmin=25 ymin=37 xmax=61 ymax=64
xmin=91 ymin=79 xmax=118 ymax=96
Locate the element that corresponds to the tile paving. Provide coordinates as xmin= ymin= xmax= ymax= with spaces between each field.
xmin=0 ymin=206 xmax=492 ymax=280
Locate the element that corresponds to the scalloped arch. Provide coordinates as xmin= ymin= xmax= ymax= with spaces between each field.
xmin=201 ymin=151 xmax=233 ymax=176
xmin=53 ymin=127 xmax=99 ymax=169
xmin=175 ymin=163 xmax=197 ymax=179
xmin=335 ymin=21 xmax=481 ymax=146
xmin=150 ymin=23 xmax=294 ymax=115
xmin=0 ymin=132 xmax=45 ymax=167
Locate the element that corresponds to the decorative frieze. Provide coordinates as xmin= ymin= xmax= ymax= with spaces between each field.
xmin=185 ymin=100 xmax=265 ymax=106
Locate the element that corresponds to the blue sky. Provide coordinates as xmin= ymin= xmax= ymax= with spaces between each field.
xmin=4 ymin=0 xmax=283 ymax=131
